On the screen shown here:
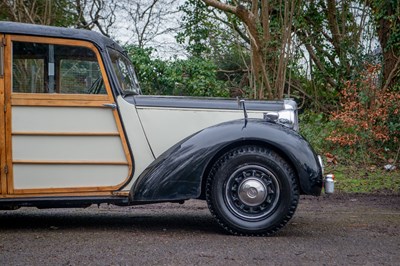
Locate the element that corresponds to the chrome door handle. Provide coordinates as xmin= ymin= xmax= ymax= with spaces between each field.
xmin=103 ymin=103 xmax=117 ymax=109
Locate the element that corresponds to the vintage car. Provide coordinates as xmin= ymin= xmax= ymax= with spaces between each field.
xmin=0 ymin=21 xmax=332 ymax=236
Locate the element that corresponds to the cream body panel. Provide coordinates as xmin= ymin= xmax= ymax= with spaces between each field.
xmin=13 ymin=164 xmax=128 ymax=189
xmin=13 ymin=135 xmax=126 ymax=161
xmin=11 ymin=105 xmax=129 ymax=190
xmin=117 ymin=96 xmax=155 ymax=191
xmin=137 ymin=107 xmax=264 ymax=157
xmin=13 ymin=106 xmax=118 ymax=133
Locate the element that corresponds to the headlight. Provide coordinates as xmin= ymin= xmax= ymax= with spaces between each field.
xmin=263 ymin=110 xmax=299 ymax=131
xmin=263 ymin=99 xmax=299 ymax=131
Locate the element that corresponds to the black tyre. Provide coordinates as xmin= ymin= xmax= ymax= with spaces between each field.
xmin=206 ymin=146 xmax=299 ymax=236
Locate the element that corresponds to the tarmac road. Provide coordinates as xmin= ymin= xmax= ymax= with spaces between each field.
xmin=0 ymin=194 xmax=399 ymax=265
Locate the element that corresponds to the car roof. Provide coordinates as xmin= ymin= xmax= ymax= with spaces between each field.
xmin=0 ymin=21 xmax=124 ymax=52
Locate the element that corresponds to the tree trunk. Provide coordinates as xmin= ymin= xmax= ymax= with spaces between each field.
xmin=369 ymin=1 xmax=400 ymax=90
xmin=202 ymin=0 xmax=298 ymax=100
xmin=378 ymin=20 xmax=399 ymax=90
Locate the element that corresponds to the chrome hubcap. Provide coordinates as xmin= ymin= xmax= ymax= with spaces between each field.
xmin=224 ymin=165 xmax=280 ymax=221
xmin=238 ymin=178 xmax=267 ymax=206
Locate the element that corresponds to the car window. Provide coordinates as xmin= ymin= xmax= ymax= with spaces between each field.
xmin=108 ymin=48 xmax=141 ymax=95
xmin=12 ymin=41 xmax=105 ymax=94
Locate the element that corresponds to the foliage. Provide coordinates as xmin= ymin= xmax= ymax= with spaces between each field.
xmin=329 ymin=165 xmax=399 ymax=194
xmin=300 ymin=109 xmax=400 ymax=194
xmin=296 ymin=0 xmax=379 ymax=110
xmin=299 ymin=111 xmax=336 ymax=155
xmin=326 ymin=65 xmax=400 ymax=163
xmin=177 ymin=0 xmax=214 ymax=57
xmin=125 ymin=45 xmax=229 ymax=97
xmin=371 ymin=0 xmax=400 ymax=52
xmin=177 ymin=0 xmax=252 ymax=98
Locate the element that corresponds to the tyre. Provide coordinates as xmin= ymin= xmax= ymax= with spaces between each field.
xmin=206 ymin=145 xmax=299 ymax=236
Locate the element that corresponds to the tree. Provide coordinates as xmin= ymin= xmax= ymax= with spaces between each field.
xmin=368 ymin=0 xmax=400 ymax=90
xmin=0 ymin=0 xmax=181 ymax=54
xmin=0 ymin=0 xmax=77 ymax=26
xmin=117 ymin=0 xmax=181 ymax=50
xmin=295 ymin=0 xmax=378 ymax=109
xmin=200 ymin=0 xmax=300 ymax=100
xmin=73 ymin=0 xmax=118 ymax=37
xmin=177 ymin=0 xmax=251 ymax=97
xmin=0 ymin=0 xmax=118 ymax=35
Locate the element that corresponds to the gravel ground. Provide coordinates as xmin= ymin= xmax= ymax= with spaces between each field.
xmin=0 ymin=193 xmax=399 ymax=266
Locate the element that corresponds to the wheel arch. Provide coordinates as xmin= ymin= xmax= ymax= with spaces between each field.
xmin=130 ymin=119 xmax=322 ymax=203
xmin=198 ymin=139 xmax=301 ymax=200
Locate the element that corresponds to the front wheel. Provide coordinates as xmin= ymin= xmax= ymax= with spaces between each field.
xmin=206 ymin=146 xmax=299 ymax=236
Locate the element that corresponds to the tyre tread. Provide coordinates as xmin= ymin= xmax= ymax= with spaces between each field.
xmin=206 ymin=145 xmax=299 ymax=236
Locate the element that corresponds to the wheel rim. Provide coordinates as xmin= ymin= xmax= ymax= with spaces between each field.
xmin=224 ymin=165 xmax=280 ymax=221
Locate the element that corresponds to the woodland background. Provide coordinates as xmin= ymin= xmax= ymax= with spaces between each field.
xmin=1 ymin=0 xmax=399 ymax=192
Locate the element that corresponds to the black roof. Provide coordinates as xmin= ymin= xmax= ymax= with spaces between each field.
xmin=0 ymin=21 xmax=123 ymax=52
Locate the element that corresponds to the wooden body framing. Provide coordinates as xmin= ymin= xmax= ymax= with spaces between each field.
xmin=0 ymin=34 xmax=133 ymax=198
xmin=0 ymin=35 xmax=6 ymax=195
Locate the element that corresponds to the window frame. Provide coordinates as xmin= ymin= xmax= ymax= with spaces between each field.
xmin=8 ymin=35 xmax=114 ymax=101
xmin=107 ymin=47 xmax=141 ymax=95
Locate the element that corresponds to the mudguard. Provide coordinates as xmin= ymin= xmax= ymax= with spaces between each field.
xmin=130 ymin=119 xmax=323 ymax=202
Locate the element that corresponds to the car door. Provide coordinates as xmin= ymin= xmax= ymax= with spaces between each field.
xmin=2 ymin=34 xmax=132 ymax=196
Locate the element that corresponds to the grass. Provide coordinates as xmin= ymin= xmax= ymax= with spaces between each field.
xmin=326 ymin=164 xmax=400 ymax=194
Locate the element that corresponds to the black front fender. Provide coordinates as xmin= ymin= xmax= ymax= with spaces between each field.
xmin=130 ymin=119 xmax=323 ymax=202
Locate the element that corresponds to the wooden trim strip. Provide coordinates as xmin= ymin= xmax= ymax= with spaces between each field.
xmin=12 ymin=131 xmax=120 ymax=136
xmin=11 ymin=98 xmax=112 ymax=107
xmin=13 ymin=160 xmax=129 ymax=165
xmin=112 ymin=191 xmax=130 ymax=196
xmin=11 ymin=93 xmax=109 ymax=101
xmin=9 ymin=190 xmax=117 ymax=196
xmin=9 ymin=35 xmax=99 ymax=49
xmin=4 ymin=35 xmax=14 ymax=194
xmin=0 ymin=34 xmax=5 ymax=195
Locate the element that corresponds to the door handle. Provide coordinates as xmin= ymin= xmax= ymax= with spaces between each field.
xmin=103 ymin=103 xmax=117 ymax=109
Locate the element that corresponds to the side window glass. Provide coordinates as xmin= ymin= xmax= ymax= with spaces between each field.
xmin=12 ymin=41 xmax=106 ymax=94
xmin=12 ymin=42 xmax=45 ymax=93
xmin=60 ymin=59 xmax=104 ymax=94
